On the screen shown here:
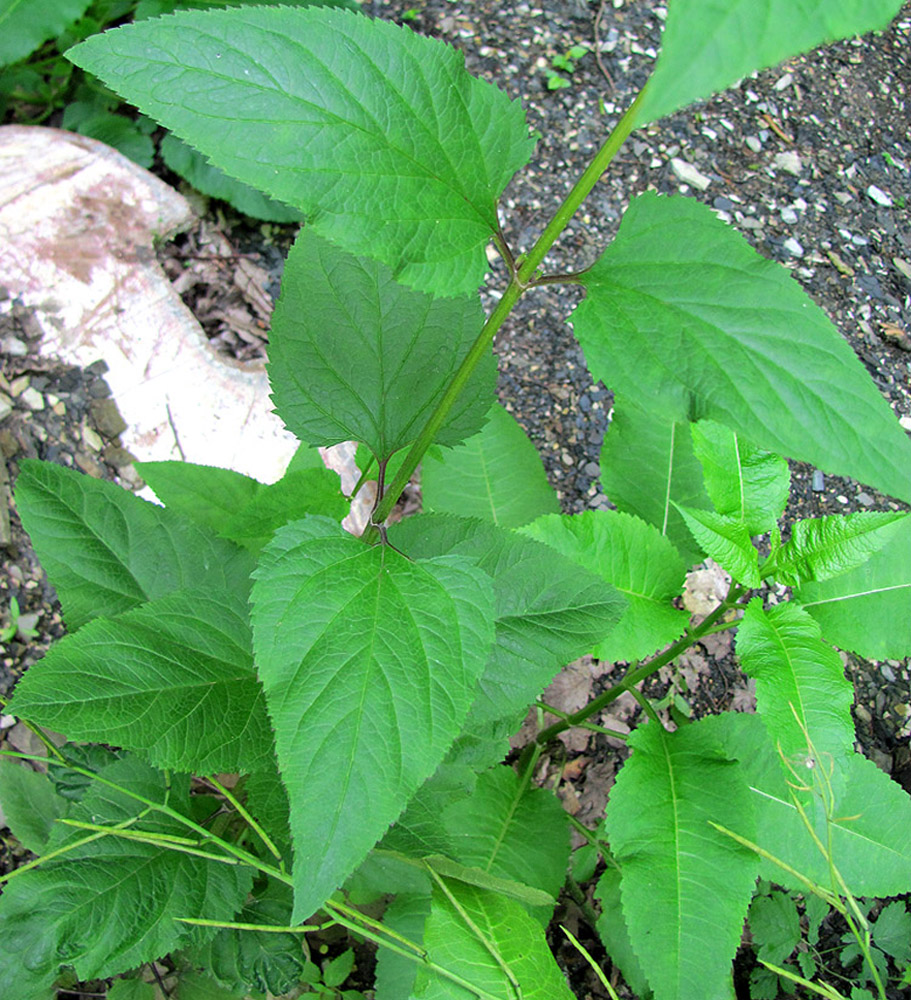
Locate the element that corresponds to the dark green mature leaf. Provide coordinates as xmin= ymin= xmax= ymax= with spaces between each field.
xmin=690 ymin=420 xmax=789 ymax=535
xmin=676 ymin=505 xmax=761 ymax=587
xmin=242 ymin=761 xmax=291 ymax=854
xmin=605 ymin=718 xmax=757 ymax=1000
xmin=573 ymin=194 xmax=911 ymax=504
xmin=134 ymin=0 xmax=362 ymax=23
xmin=0 ymin=759 xmax=67 ymax=854
xmin=599 ymin=395 xmax=710 ymax=566
xmin=0 ymin=0 xmax=91 ymax=66
xmin=595 ymin=867 xmax=652 ymax=999
xmin=14 ymin=460 xmax=254 ymax=629
xmin=767 ymin=511 xmax=908 ymax=587
xmin=736 ymin=600 xmax=855 ymax=763
xmin=250 ymin=516 xmax=495 ymax=921
xmin=269 ymin=230 xmax=494 ymax=460
xmin=522 ymin=510 xmax=688 ymax=662
xmin=374 ymin=893 xmax=431 ymax=1000
xmin=749 ymin=891 xmax=801 ymax=966
xmin=9 ymin=591 xmax=273 ymax=774
xmin=390 ymin=514 xmax=625 ymax=729
xmin=636 ymin=0 xmax=904 ymax=126
xmin=413 ymin=880 xmax=575 ymax=1000
xmin=795 ymin=513 xmax=911 ymax=658
xmin=69 ymin=6 xmax=535 ymax=296
xmin=422 ymin=403 xmax=559 ymax=528
xmin=60 ymin=104 xmax=155 ymax=168
xmin=0 ymin=756 xmax=251 ymax=995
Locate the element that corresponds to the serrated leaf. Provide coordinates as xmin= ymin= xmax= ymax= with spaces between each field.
xmin=422 ymin=403 xmax=559 ymax=528
xmin=61 ymin=107 xmax=155 ymax=168
xmin=749 ymin=890 xmax=801 ymax=965
xmin=594 ymin=867 xmax=652 ymax=998
xmin=636 ymin=0 xmax=904 ymax=126
xmin=413 ymin=880 xmax=575 ymax=1000
xmin=604 ymin=717 xmax=757 ymax=1000
xmin=872 ymin=902 xmax=911 ymax=963
xmin=795 ymin=513 xmax=911 ymax=659
xmin=160 ymin=133 xmax=302 ymax=222
xmin=736 ymin=599 xmax=855 ymax=763
xmin=105 ymin=980 xmax=157 ymax=1000
xmin=599 ymin=394 xmax=710 ymax=566
xmin=690 ymin=420 xmax=789 ymax=535
xmin=250 ymin=516 xmax=495 ymax=921
xmin=172 ymin=971 xmax=241 ymax=1000
xmin=0 ymin=0 xmax=92 ymax=66
xmin=767 ymin=511 xmax=908 ymax=587
xmin=573 ymin=193 xmax=911 ymax=505
xmin=269 ymin=229 xmax=494 ymax=460
xmin=521 ymin=509 xmax=689 ymax=662
xmin=68 ymin=6 xmax=535 ymax=296
xmin=676 ymin=505 xmax=761 ymax=587
xmin=14 ymin=460 xmax=254 ymax=629
xmin=242 ymin=761 xmax=290 ymax=854
xmin=9 ymin=590 xmax=273 ymax=774
xmin=0 ymin=759 xmax=67 ymax=854
xmin=135 ymin=0 xmax=360 ymax=18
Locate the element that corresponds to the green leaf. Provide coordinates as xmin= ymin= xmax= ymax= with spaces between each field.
xmin=60 ymin=105 xmax=155 ymax=168
xmin=374 ymin=893 xmax=431 ymax=1000
xmin=595 ymin=867 xmax=652 ymax=998
xmin=767 ymin=511 xmax=908 ymax=587
xmin=604 ymin=717 xmax=758 ymax=1000
xmin=599 ymin=394 xmax=710 ymax=566
xmin=690 ymin=420 xmax=789 ymax=535
xmin=573 ymin=193 xmax=911 ymax=505
xmin=390 ymin=514 xmax=625 ymax=730
xmin=0 ymin=0 xmax=92 ymax=66
xmin=413 ymin=880 xmax=575 ymax=999
xmin=736 ymin=599 xmax=855 ymax=763
xmin=522 ymin=509 xmax=688 ymax=662
xmin=795 ymin=513 xmax=911 ymax=659
xmin=250 ymin=516 xmax=495 ymax=921
xmin=423 ymin=855 xmax=555 ymax=910
xmin=173 ymin=971 xmax=242 ymax=1000
xmin=9 ymin=590 xmax=273 ymax=774
xmin=0 ymin=759 xmax=67 ymax=854
xmin=160 ymin=133 xmax=302 ymax=222
xmin=749 ymin=890 xmax=801 ymax=965
xmin=872 ymin=901 xmax=911 ymax=963
xmin=14 ymin=460 xmax=254 ymax=629
xmin=0 ymin=756 xmax=251 ymax=995
xmin=422 ymin=403 xmax=560 ymax=528
xmin=636 ymin=0 xmax=904 ymax=126
xmin=242 ymin=761 xmax=290 ymax=853
xmin=269 ymin=229 xmax=494 ymax=461
xmin=676 ymin=505 xmax=761 ymax=587
xmin=106 ymin=980 xmax=157 ymax=1000
xmin=68 ymin=6 xmax=535 ymax=296
xmin=135 ymin=0 xmax=361 ymax=21
xmin=323 ymin=948 xmax=355 ymax=989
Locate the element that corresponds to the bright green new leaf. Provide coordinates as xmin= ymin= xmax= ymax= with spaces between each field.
xmin=14 ymin=460 xmax=254 ymax=629
xmin=269 ymin=229 xmax=494 ymax=460
xmin=636 ymin=0 xmax=904 ymax=125
xmin=690 ymin=420 xmax=789 ymax=534
xmin=604 ymin=718 xmax=757 ymax=1000
xmin=250 ymin=516 xmax=495 ymax=921
xmin=0 ymin=759 xmax=67 ymax=854
xmin=422 ymin=403 xmax=559 ymax=528
xmin=795 ymin=513 xmax=911 ymax=659
xmin=0 ymin=0 xmax=91 ymax=66
xmin=767 ymin=511 xmax=908 ymax=587
xmin=68 ymin=6 xmax=535 ymax=296
xmin=736 ymin=599 xmax=855 ymax=763
xmin=595 ymin=867 xmax=652 ymax=999
xmin=573 ymin=194 xmax=911 ymax=505
xmin=676 ymin=504 xmax=761 ymax=587
xmin=522 ymin=509 xmax=689 ymax=662
xmin=413 ymin=879 xmax=575 ymax=999
xmin=599 ymin=394 xmax=710 ymax=566
xmin=9 ymin=591 xmax=273 ymax=775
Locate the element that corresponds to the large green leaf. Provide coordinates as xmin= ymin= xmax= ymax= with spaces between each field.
xmin=250 ymin=516 xmax=495 ymax=921
xmin=736 ymin=599 xmax=855 ymax=762
xmin=690 ymin=420 xmax=789 ymax=535
xmin=573 ymin=194 xmax=911 ymax=504
xmin=521 ymin=510 xmax=689 ymax=662
xmin=14 ymin=460 xmax=254 ymax=629
xmin=795 ymin=513 xmax=911 ymax=659
xmin=599 ymin=394 xmax=710 ymax=566
xmin=68 ymin=6 xmax=535 ymax=296
xmin=9 ymin=591 xmax=273 ymax=774
xmin=595 ymin=867 xmax=652 ymax=999
xmin=604 ymin=718 xmax=757 ymax=1000
xmin=421 ymin=403 xmax=560 ymax=528
xmin=269 ymin=229 xmax=494 ymax=461
xmin=636 ymin=0 xmax=904 ymax=125
xmin=0 ymin=0 xmax=91 ymax=66
xmin=413 ymin=880 xmax=575 ymax=1000
xmin=0 ymin=759 xmax=67 ymax=855
xmin=0 ymin=756 xmax=251 ymax=995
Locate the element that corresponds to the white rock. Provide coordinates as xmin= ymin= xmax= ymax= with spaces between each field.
xmin=774 ymin=72 xmax=793 ymax=91
xmin=783 ymin=237 xmax=804 ymax=257
xmin=780 ymin=207 xmax=799 ymax=224
xmin=20 ymin=386 xmax=45 ymax=411
xmin=900 ymin=415 xmax=911 ymax=432
xmin=867 ymin=184 xmax=893 ymax=207
xmin=745 ymin=136 xmax=762 ymax=153
xmin=774 ymin=151 xmax=802 ymax=175
xmin=670 ymin=157 xmax=711 ymax=190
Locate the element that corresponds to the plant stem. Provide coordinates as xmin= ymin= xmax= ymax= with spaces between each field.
xmin=206 ymin=774 xmax=285 ymax=866
xmin=175 ymin=917 xmax=321 ymax=934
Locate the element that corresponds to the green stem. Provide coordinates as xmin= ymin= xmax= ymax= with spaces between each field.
xmin=206 ymin=774 xmax=284 ymax=866
xmin=0 ymin=699 xmax=66 ymax=762
xmin=175 ymin=917 xmax=321 ymax=934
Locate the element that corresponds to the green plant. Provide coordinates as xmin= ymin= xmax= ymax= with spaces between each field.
xmin=546 ymin=43 xmax=590 ymax=89
xmin=2 ymin=2 xmax=911 ymax=999
xmin=0 ymin=596 xmax=38 ymax=644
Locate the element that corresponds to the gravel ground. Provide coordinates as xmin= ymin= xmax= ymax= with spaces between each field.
xmin=2 ymin=1 xmax=911 ymax=996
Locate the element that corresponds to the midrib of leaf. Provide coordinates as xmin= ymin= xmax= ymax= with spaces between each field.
xmin=484 ymin=772 xmax=532 ymax=875
xmin=732 ymin=432 xmax=746 ymax=524
xmin=0 ymin=0 xmax=27 ymax=30
xmin=786 ymin=517 xmax=902 ymax=565
xmin=476 ymin=444 xmax=499 ymax=525
xmin=662 ymin=421 xmax=676 ymax=536
xmin=800 ymin=581 xmax=911 ymax=607
xmin=659 ymin=732 xmax=685 ymax=992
